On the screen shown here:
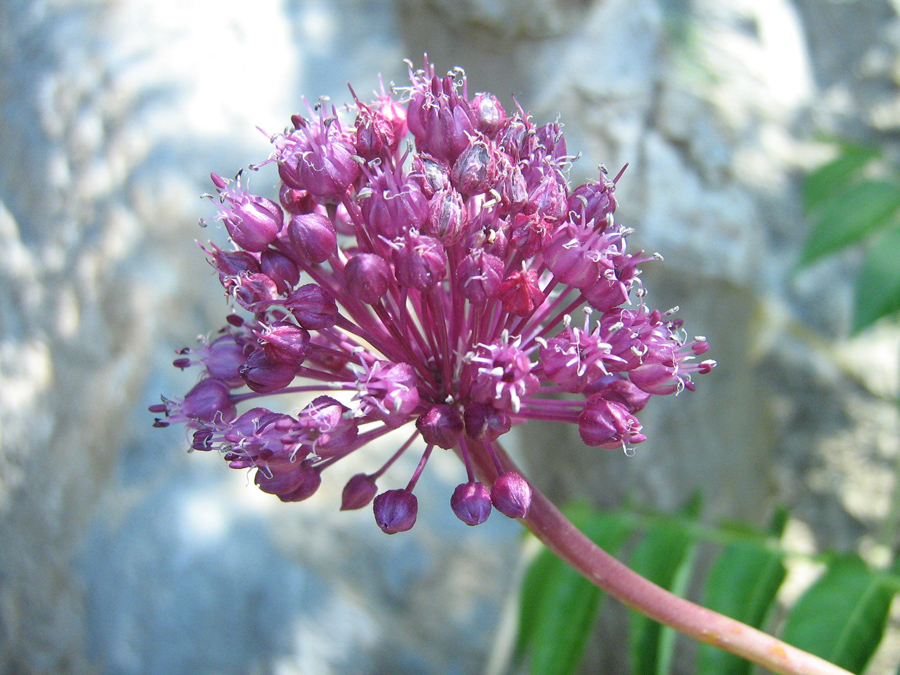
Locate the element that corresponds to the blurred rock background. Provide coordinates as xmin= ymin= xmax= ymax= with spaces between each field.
xmin=1 ymin=0 xmax=899 ymax=674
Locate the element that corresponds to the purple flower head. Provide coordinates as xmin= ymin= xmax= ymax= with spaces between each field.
xmin=155 ymin=58 xmax=715 ymax=533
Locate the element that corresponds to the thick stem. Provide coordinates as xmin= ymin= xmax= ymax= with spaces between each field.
xmin=467 ymin=440 xmax=852 ymax=675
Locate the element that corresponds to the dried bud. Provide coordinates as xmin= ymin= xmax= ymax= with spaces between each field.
xmin=424 ymin=189 xmax=467 ymax=244
xmin=470 ymin=92 xmax=506 ymax=137
xmin=450 ymin=137 xmax=497 ymax=196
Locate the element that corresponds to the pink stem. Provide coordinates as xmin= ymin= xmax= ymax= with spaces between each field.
xmin=466 ymin=440 xmax=852 ymax=675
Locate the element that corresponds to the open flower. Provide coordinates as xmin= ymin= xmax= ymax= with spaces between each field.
xmin=151 ymin=59 xmax=715 ymax=533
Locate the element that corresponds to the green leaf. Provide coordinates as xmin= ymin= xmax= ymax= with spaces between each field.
xmin=516 ymin=507 xmax=634 ymax=675
xmin=803 ymin=144 xmax=880 ymax=213
xmin=799 ymin=179 xmax=900 ymax=267
xmin=628 ymin=518 xmax=698 ymax=675
xmin=852 ymin=220 xmax=900 ymax=333
xmin=781 ymin=555 xmax=893 ymax=674
xmin=697 ymin=541 xmax=787 ymax=675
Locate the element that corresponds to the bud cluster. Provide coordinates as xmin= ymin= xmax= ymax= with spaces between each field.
xmin=152 ymin=60 xmax=715 ymax=534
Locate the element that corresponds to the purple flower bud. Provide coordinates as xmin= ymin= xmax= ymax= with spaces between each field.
xmin=210 ymin=173 xmax=283 ymax=252
xmin=463 ymin=403 xmax=511 ymax=442
xmin=256 ymin=320 xmax=310 ymax=364
xmin=394 ymin=233 xmax=447 ymax=291
xmin=204 ymin=335 xmax=247 ymax=386
xmin=568 ymin=172 xmax=617 ymax=229
xmin=240 ymin=348 xmax=296 ymax=393
xmin=534 ymin=122 xmax=567 ymax=163
xmin=584 ymin=376 xmax=652 ymax=413
xmin=497 ymin=161 xmax=528 ymax=216
xmin=203 ymin=243 xmax=260 ymax=283
xmin=260 ymin=249 xmax=300 ymax=294
xmin=360 ymin=167 xmax=429 ymax=240
xmin=497 ymin=112 xmax=535 ymax=161
xmin=288 ymin=212 xmax=337 ymax=264
xmin=279 ymin=184 xmax=317 ymax=215
xmin=498 ymin=268 xmax=545 ymax=317
xmin=344 ymin=253 xmax=392 ymax=304
xmin=457 ymin=250 xmax=504 ymax=305
xmin=233 ymin=273 xmax=280 ymax=313
xmin=424 ymin=189 xmax=467 ymax=244
xmin=509 ymin=213 xmax=548 ymax=258
xmin=542 ymin=222 xmax=616 ymax=290
xmin=451 ymin=481 xmax=492 ymax=526
xmin=470 ymin=92 xmax=506 ymax=137
xmin=407 ymin=72 xmax=477 ymax=165
xmin=275 ymin=115 xmax=360 ymax=204
xmin=373 ymin=489 xmax=418 ymax=534
xmin=295 ymin=395 xmax=359 ymax=455
xmin=416 ymin=404 xmax=464 ymax=449
xmin=353 ymin=93 xmax=404 ymax=162
xmin=527 ymin=169 xmax=569 ymax=223
xmin=256 ymin=457 xmax=322 ymax=502
xmin=181 ymin=378 xmax=236 ymax=423
xmin=450 ymin=137 xmax=497 ymax=196
xmin=285 ymin=284 xmax=338 ymax=329
xmin=413 ymin=154 xmax=451 ymax=198
xmin=578 ymin=395 xmax=647 ymax=449
xmin=357 ymin=361 xmax=421 ymax=428
xmin=341 ymin=473 xmax=378 ymax=510
xmin=490 ymin=471 xmax=531 ymax=519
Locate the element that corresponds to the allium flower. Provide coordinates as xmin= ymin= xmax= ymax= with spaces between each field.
xmin=151 ymin=59 xmax=715 ymax=534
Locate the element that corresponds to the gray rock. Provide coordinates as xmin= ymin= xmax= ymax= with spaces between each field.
xmin=4 ymin=0 xmax=900 ymax=674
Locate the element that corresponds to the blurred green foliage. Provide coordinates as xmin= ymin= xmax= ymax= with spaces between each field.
xmin=799 ymin=143 xmax=900 ymax=333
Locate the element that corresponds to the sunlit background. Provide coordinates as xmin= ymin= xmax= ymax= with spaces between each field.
xmin=2 ymin=0 xmax=899 ymax=673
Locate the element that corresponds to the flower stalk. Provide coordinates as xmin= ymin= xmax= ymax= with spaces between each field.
xmin=468 ymin=439 xmax=853 ymax=675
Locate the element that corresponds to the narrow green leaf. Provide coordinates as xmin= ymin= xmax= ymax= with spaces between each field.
xmin=516 ymin=507 xmax=634 ymax=675
xmin=852 ymin=220 xmax=900 ymax=333
xmin=804 ymin=144 xmax=880 ymax=213
xmin=799 ymin=179 xmax=900 ymax=266
xmin=628 ymin=519 xmax=697 ymax=675
xmin=781 ymin=555 xmax=893 ymax=674
xmin=697 ymin=541 xmax=787 ymax=675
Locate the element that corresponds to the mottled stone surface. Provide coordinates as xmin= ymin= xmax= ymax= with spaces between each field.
xmin=3 ymin=0 xmax=900 ymax=674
